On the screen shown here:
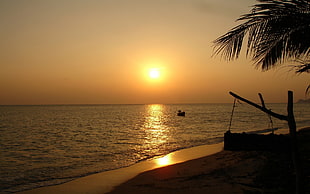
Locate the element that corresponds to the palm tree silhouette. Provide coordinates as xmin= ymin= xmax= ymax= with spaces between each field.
xmin=213 ymin=0 xmax=310 ymax=73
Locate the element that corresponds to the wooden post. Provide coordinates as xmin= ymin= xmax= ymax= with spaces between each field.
xmin=287 ymin=91 xmax=297 ymax=138
xmin=259 ymin=93 xmax=274 ymax=133
xmin=287 ymin=91 xmax=302 ymax=194
xmin=228 ymin=98 xmax=237 ymax=132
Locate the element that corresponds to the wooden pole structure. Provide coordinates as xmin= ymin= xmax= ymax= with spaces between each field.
xmin=229 ymin=91 xmax=302 ymax=194
xmin=228 ymin=98 xmax=237 ymax=132
xmin=287 ymin=91 xmax=302 ymax=194
xmin=258 ymin=93 xmax=274 ymax=133
xmin=229 ymin=92 xmax=287 ymax=120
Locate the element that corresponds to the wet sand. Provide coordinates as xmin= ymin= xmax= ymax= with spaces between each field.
xmin=109 ymin=127 xmax=310 ymax=194
xmin=19 ymin=127 xmax=310 ymax=194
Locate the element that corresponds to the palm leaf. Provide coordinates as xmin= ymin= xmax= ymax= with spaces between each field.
xmin=213 ymin=0 xmax=310 ymax=71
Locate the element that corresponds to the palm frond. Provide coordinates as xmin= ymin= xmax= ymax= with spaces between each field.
xmin=306 ymin=85 xmax=310 ymax=95
xmin=213 ymin=0 xmax=310 ymax=71
xmin=296 ymin=63 xmax=310 ymax=74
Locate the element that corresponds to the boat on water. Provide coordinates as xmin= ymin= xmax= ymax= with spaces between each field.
xmin=177 ymin=110 xmax=185 ymax=116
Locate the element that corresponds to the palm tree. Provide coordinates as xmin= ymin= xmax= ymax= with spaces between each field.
xmin=213 ymin=0 xmax=310 ymax=73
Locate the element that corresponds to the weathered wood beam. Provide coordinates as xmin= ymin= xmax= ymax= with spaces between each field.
xmin=229 ymin=92 xmax=287 ymax=121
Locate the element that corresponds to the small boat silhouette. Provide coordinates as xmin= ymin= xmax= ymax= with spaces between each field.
xmin=177 ymin=110 xmax=185 ymax=116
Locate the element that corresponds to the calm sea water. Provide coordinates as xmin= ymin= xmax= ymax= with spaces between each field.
xmin=1 ymin=103 xmax=309 ymax=193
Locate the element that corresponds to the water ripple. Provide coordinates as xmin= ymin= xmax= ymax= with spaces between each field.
xmin=0 ymin=104 xmax=309 ymax=193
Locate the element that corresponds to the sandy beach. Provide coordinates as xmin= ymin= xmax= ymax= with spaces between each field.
xmin=109 ymin=128 xmax=310 ymax=194
xmin=19 ymin=128 xmax=309 ymax=194
xmin=109 ymin=150 xmax=269 ymax=194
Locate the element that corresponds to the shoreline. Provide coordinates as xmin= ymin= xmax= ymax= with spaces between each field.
xmin=19 ymin=143 xmax=224 ymax=194
xmin=17 ymin=127 xmax=308 ymax=194
xmin=109 ymin=150 xmax=268 ymax=194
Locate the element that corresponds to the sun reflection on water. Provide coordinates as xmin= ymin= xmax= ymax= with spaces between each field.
xmin=143 ymin=104 xmax=169 ymax=150
xmin=155 ymin=155 xmax=172 ymax=167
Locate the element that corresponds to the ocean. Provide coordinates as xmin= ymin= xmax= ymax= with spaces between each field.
xmin=1 ymin=103 xmax=309 ymax=193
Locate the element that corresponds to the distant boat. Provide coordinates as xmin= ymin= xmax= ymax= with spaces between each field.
xmin=177 ymin=110 xmax=185 ymax=116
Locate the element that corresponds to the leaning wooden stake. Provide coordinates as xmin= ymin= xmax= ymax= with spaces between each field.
xmin=258 ymin=93 xmax=274 ymax=133
xmin=229 ymin=91 xmax=302 ymax=194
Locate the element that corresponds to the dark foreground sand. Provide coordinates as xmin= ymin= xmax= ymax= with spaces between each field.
xmin=109 ymin=128 xmax=310 ymax=194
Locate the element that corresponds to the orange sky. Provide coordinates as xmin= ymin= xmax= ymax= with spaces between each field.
xmin=0 ymin=0 xmax=308 ymax=105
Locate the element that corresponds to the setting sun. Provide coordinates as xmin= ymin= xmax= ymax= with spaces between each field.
xmin=149 ymin=68 xmax=160 ymax=79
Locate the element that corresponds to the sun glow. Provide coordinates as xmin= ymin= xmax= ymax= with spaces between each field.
xmin=149 ymin=68 xmax=160 ymax=79
xmin=156 ymin=155 xmax=171 ymax=166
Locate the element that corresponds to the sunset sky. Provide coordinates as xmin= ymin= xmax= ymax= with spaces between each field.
xmin=0 ymin=0 xmax=308 ymax=105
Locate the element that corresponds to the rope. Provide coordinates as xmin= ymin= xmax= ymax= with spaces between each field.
xmin=228 ymin=98 xmax=237 ymax=132
xmin=267 ymin=109 xmax=274 ymax=133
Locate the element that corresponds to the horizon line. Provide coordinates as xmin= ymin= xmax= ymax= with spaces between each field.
xmin=0 ymin=102 xmax=290 ymax=106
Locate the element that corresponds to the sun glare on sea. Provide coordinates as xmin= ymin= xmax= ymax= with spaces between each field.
xmin=149 ymin=68 xmax=160 ymax=79
xmin=156 ymin=155 xmax=172 ymax=167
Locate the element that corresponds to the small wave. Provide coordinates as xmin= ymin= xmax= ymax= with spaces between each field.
xmin=247 ymin=128 xmax=279 ymax=134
